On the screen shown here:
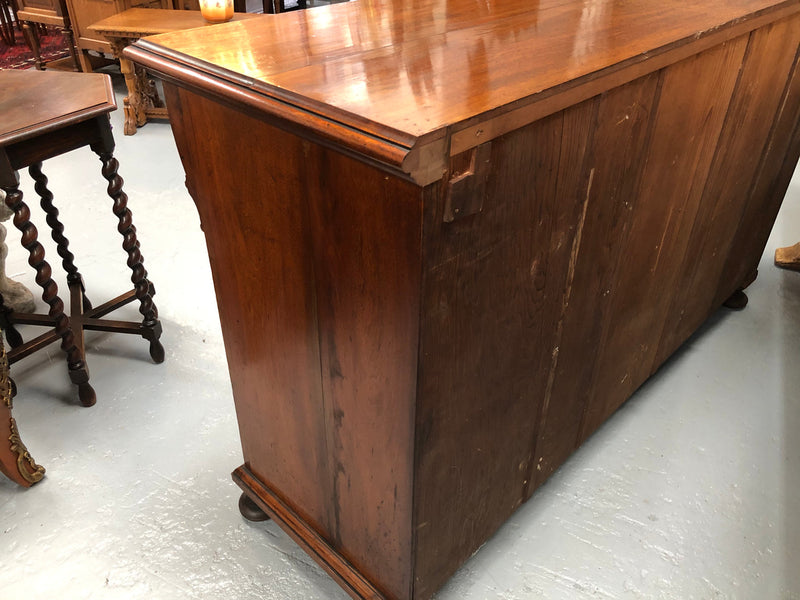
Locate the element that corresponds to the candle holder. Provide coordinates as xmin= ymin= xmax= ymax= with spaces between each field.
xmin=199 ymin=0 xmax=234 ymax=23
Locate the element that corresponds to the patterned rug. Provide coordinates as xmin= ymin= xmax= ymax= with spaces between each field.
xmin=0 ymin=27 xmax=70 ymax=70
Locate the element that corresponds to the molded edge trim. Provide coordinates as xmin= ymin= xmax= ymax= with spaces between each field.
xmin=0 ymin=74 xmax=116 ymax=147
xmin=449 ymin=1 xmax=800 ymax=156
xmin=232 ymin=465 xmax=389 ymax=600
xmin=124 ymin=42 xmax=417 ymax=172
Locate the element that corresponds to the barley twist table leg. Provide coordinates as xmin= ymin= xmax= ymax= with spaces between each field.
xmin=3 ymin=184 xmax=96 ymax=406
xmin=30 ymin=162 xmax=92 ymax=311
xmin=98 ymin=153 xmax=164 ymax=363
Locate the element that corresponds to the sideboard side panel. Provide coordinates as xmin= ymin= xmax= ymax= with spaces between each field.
xmin=413 ymin=17 xmax=800 ymax=596
xmin=165 ymin=85 xmax=335 ymax=534
xmin=572 ymin=35 xmax=749 ymax=441
xmin=301 ymin=137 xmax=422 ymax=600
xmin=164 ymin=85 xmax=420 ymax=600
xmin=715 ymin=40 xmax=800 ymax=304
xmin=412 ymin=95 xmax=604 ymax=599
xmin=529 ymin=71 xmax=661 ymax=484
xmin=654 ymin=14 xmax=800 ymax=367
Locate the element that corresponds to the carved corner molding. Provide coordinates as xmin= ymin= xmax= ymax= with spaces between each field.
xmin=0 ymin=331 xmax=45 ymax=486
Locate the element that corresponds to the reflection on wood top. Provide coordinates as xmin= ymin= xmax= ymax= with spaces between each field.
xmin=127 ymin=0 xmax=800 ymax=174
xmin=0 ymin=70 xmax=116 ymax=146
xmin=89 ymin=8 xmax=262 ymax=37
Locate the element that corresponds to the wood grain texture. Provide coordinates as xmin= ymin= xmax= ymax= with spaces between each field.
xmin=164 ymin=82 xmax=420 ymax=600
xmin=125 ymin=0 xmax=800 ymax=185
xmin=716 ymin=37 xmax=800 ymax=302
xmin=140 ymin=3 xmax=800 ymax=600
xmin=655 ymin=14 xmax=800 ymax=367
xmin=576 ymin=36 xmax=749 ymax=441
xmin=0 ymin=70 xmax=115 ymax=146
xmin=128 ymin=0 xmax=798 ymax=138
xmin=88 ymin=7 xmax=260 ymax=36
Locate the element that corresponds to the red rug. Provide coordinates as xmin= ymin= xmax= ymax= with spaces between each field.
xmin=0 ymin=27 xmax=71 ymax=70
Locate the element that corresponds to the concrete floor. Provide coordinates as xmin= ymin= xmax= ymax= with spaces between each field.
xmin=0 ymin=73 xmax=798 ymax=600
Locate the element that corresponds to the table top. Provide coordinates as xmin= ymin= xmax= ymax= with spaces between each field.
xmin=0 ymin=70 xmax=116 ymax=147
xmin=89 ymin=8 xmax=263 ymax=37
xmin=125 ymin=0 xmax=800 ymax=181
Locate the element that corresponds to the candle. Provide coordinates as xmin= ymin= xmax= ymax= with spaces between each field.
xmin=200 ymin=0 xmax=234 ymax=23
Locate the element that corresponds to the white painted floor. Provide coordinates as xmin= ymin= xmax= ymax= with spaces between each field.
xmin=1 ymin=73 xmax=798 ymax=600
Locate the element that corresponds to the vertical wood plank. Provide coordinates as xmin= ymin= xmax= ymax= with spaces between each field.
xmin=716 ymin=16 xmax=800 ymax=301
xmin=413 ymin=106 xmax=591 ymax=598
xmin=532 ymin=72 xmax=660 ymax=483
xmin=303 ymin=141 xmax=421 ymax=600
xmin=577 ymin=36 xmax=749 ymax=438
xmin=520 ymin=100 xmax=597 ymax=498
xmin=165 ymin=85 xmax=335 ymax=537
xmin=166 ymin=85 xmax=420 ymax=600
xmin=656 ymin=16 xmax=800 ymax=366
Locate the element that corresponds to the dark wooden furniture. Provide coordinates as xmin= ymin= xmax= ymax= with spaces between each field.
xmin=126 ymin=1 xmax=800 ymax=598
xmin=89 ymin=9 xmax=261 ymax=135
xmin=0 ymin=69 xmax=163 ymax=407
xmin=16 ymin=0 xmax=81 ymax=71
xmin=0 ymin=328 xmax=45 ymax=487
xmin=0 ymin=0 xmax=18 ymax=46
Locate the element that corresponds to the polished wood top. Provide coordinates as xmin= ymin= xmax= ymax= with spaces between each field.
xmin=126 ymin=0 xmax=800 ymax=180
xmin=0 ymin=70 xmax=116 ymax=146
xmin=89 ymin=8 xmax=262 ymax=37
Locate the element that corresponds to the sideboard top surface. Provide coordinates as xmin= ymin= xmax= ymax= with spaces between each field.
xmin=127 ymin=0 xmax=800 ymax=178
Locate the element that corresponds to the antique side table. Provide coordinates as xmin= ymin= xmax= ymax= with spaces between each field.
xmin=89 ymin=8 xmax=261 ymax=135
xmin=0 ymin=69 xmax=164 ymax=407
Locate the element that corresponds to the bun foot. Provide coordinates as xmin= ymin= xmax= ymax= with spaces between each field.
xmin=78 ymin=382 xmax=96 ymax=407
xmin=149 ymin=339 xmax=165 ymax=364
xmin=723 ymin=289 xmax=748 ymax=310
xmin=238 ymin=492 xmax=270 ymax=522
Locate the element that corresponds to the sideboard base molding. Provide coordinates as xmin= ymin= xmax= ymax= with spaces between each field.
xmin=232 ymin=466 xmax=389 ymax=600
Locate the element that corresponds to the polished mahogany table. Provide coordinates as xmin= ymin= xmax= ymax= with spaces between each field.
xmin=126 ymin=1 xmax=800 ymax=598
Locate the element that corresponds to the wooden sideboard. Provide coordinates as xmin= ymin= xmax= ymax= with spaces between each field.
xmin=125 ymin=1 xmax=800 ymax=598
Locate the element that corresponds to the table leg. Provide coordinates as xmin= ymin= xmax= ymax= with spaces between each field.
xmin=30 ymin=162 xmax=92 ymax=311
xmin=136 ymin=64 xmax=164 ymax=110
xmin=62 ymin=26 xmax=82 ymax=72
xmin=0 ymin=333 xmax=45 ymax=487
xmin=113 ymin=41 xmax=143 ymax=136
xmin=76 ymin=50 xmax=94 ymax=73
xmin=2 ymin=182 xmax=96 ymax=407
xmin=21 ymin=22 xmax=44 ymax=71
xmin=95 ymin=151 xmax=164 ymax=363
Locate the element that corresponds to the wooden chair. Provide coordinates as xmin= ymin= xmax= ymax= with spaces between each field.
xmin=16 ymin=0 xmax=81 ymax=71
xmin=0 ymin=0 xmax=19 ymax=46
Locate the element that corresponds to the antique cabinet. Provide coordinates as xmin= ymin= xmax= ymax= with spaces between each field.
xmin=125 ymin=1 xmax=800 ymax=598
